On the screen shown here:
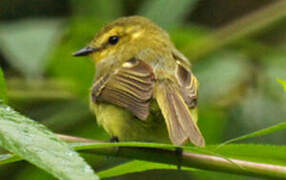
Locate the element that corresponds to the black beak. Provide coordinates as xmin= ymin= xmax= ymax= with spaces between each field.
xmin=72 ymin=47 xmax=97 ymax=57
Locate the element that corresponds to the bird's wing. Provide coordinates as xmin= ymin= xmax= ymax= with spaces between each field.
xmin=176 ymin=63 xmax=199 ymax=110
xmin=155 ymin=58 xmax=205 ymax=146
xmin=171 ymin=48 xmax=199 ymax=109
xmin=91 ymin=58 xmax=155 ymax=120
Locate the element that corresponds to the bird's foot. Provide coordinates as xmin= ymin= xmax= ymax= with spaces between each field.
xmin=105 ymin=136 xmax=120 ymax=162
xmin=109 ymin=136 xmax=120 ymax=157
xmin=175 ymin=147 xmax=183 ymax=170
xmin=109 ymin=136 xmax=119 ymax=143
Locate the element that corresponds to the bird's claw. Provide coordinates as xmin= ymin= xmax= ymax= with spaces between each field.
xmin=175 ymin=147 xmax=183 ymax=170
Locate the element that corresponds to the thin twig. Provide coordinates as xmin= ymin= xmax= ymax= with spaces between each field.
xmin=57 ymin=134 xmax=99 ymax=143
xmin=186 ymin=0 xmax=286 ymax=60
xmin=57 ymin=134 xmax=286 ymax=179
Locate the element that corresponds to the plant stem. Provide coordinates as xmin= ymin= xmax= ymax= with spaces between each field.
xmin=187 ymin=0 xmax=286 ymax=60
xmin=57 ymin=134 xmax=98 ymax=143
xmin=57 ymin=134 xmax=286 ymax=179
xmin=1 ymin=134 xmax=286 ymax=178
xmin=6 ymin=78 xmax=76 ymax=101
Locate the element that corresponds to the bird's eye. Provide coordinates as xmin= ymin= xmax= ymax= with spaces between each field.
xmin=108 ymin=36 xmax=120 ymax=45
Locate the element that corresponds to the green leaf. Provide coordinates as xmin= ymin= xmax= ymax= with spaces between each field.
xmin=2 ymin=142 xmax=286 ymax=178
xmin=0 ymin=19 xmax=64 ymax=78
xmin=208 ymin=144 xmax=286 ymax=166
xmin=277 ymin=78 xmax=286 ymax=92
xmin=0 ymin=105 xmax=98 ymax=180
xmin=72 ymin=142 xmax=286 ymax=167
xmin=72 ymin=141 xmax=194 ymax=152
xmin=0 ymin=153 xmax=21 ymax=165
xmin=0 ymin=141 xmax=213 ymax=166
xmin=0 ymin=68 xmax=7 ymax=104
xmin=219 ymin=122 xmax=286 ymax=146
xmin=139 ymin=0 xmax=199 ymax=29
xmin=97 ymin=160 xmax=196 ymax=179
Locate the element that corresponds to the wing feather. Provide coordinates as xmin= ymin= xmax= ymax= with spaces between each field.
xmin=91 ymin=58 xmax=155 ymax=120
xmin=155 ymin=81 xmax=205 ymax=146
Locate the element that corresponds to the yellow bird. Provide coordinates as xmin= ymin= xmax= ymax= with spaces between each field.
xmin=73 ymin=16 xmax=205 ymax=147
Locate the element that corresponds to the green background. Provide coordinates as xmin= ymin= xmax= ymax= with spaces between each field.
xmin=0 ymin=0 xmax=286 ymax=179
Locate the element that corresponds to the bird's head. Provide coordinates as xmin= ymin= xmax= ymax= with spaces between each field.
xmin=73 ymin=16 xmax=171 ymax=63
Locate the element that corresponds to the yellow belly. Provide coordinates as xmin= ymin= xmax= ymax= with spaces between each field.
xmin=90 ymin=100 xmax=170 ymax=143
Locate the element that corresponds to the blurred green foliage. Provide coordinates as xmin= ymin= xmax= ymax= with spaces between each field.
xmin=139 ymin=0 xmax=198 ymax=29
xmin=0 ymin=19 xmax=64 ymax=78
xmin=277 ymin=79 xmax=286 ymax=92
xmin=0 ymin=0 xmax=286 ymax=179
xmin=0 ymin=68 xmax=7 ymax=104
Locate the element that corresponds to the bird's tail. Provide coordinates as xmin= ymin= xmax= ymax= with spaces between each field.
xmin=155 ymin=81 xmax=205 ymax=147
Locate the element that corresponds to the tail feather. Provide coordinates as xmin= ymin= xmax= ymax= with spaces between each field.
xmin=155 ymin=81 xmax=205 ymax=147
